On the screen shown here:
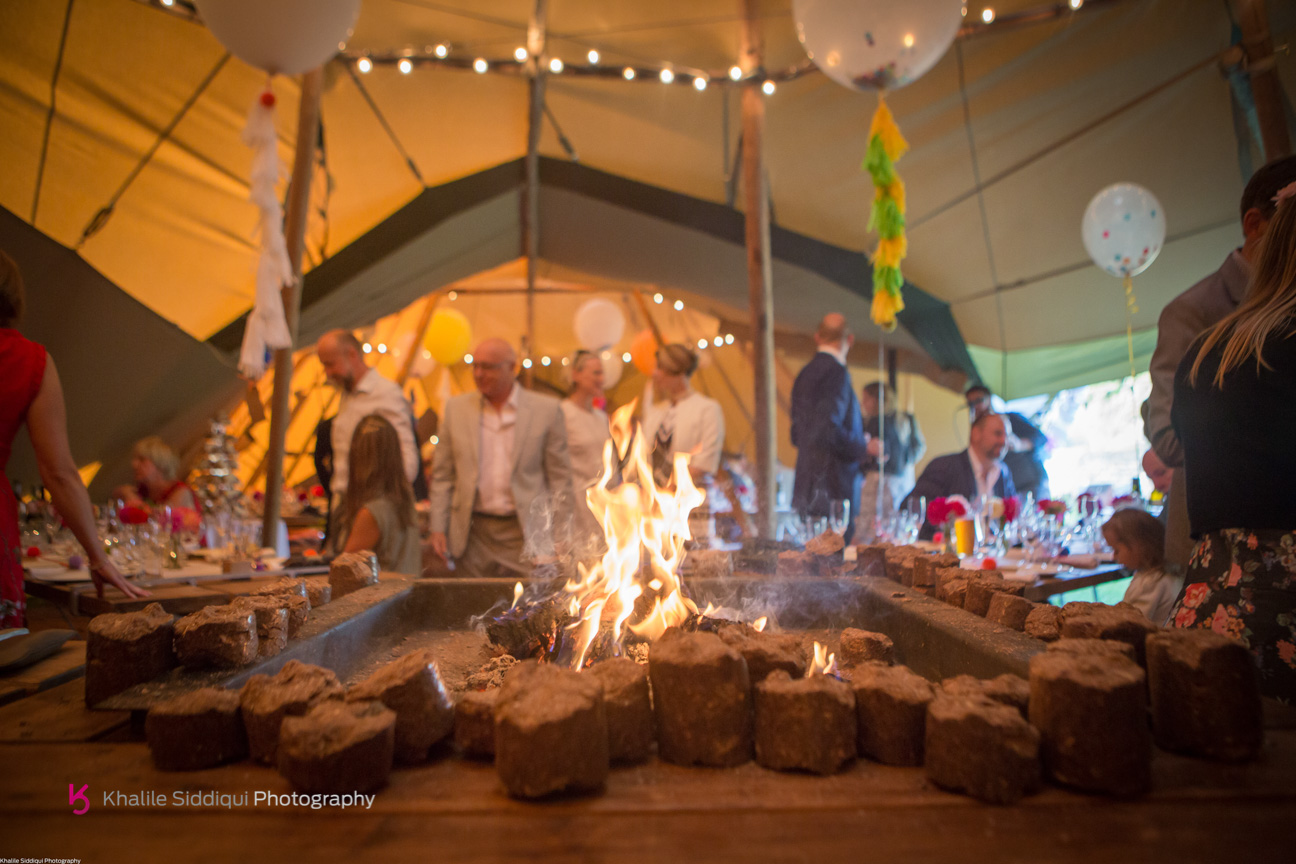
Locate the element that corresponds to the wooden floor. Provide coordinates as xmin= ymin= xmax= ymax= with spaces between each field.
xmin=3 ymin=676 xmax=1295 ymax=863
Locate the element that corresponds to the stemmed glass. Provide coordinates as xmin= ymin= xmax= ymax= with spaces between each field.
xmin=828 ymin=500 xmax=851 ymax=536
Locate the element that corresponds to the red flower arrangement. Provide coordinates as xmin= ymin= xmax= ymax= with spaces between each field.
xmin=1002 ymin=496 xmax=1020 ymax=522
xmin=118 ymin=505 xmax=151 ymax=525
xmin=927 ymin=497 xmax=968 ymax=527
xmin=1037 ymin=499 xmax=1067 ymax=521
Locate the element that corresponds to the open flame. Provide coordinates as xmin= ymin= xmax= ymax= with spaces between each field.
xmin=753 ymin=616 xmax=769 ymax=633
xmin=805 ymin=641 xmax=838 ymax=678
xmin=509 ymin=581 xmax=524 ymax=611
xmin=562 ymin=400 xmax=706 ymax=669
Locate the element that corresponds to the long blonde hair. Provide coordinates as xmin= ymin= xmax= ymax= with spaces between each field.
xmin=1190 ymin=188 xmax=1296 ymax=386
xmin=343 ymin=414 xmax=415 ymax=533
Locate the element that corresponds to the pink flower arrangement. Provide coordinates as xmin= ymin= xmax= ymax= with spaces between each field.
xmin=1002 ymin=496 xmax=1020 ymax=522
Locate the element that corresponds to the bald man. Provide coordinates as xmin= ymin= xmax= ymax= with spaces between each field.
xmin=316 ymin=329 xmax=419 ymax=505
xmin=428 ymin=338 xmax=575 ymax=577
xmin=790 ymin=313 xmax=871 ymax=541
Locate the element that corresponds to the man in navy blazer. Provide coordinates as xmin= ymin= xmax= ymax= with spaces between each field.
xmin=790 ymin=313 xmax=871 ymax=540
xmin=908 ymin=412 xmax=1017 ymax=539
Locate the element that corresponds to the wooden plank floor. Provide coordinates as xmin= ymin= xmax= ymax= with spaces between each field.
xmin=3 ymin=682 xmax=1294 ymax=863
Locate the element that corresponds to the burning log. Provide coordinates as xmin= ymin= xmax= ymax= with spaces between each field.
xmin=754 ymin=670 xmax=856 ymax=775
xmin=454 ymin=690 xmax=499 ymax=759
xmin=588 ymin=658 xmax=655 ymax=764
xmin=85 ymin=603 xmax=176 ymax=705
xmin=1028 ymin=650 xmax=1151 ymax=797
xmin=278 ymin=700 xmax=396 ymax=795
xmin=145 ymin=687 xmax=247 ymax=771
xmin=925 ymin=694 xmax=1042 ymax=805
xmin=347 ymin=649 xmax=455 ymax=764
xmin=839 ymin=628 xmax=894 ymax=667
xmin=240 ymin=660 xmax=344 ymax=765
xmin=494 ymin=663 xmax=609 ymax=798
xmin=649 ymin=629 xmax=753 ymax=767
xmin=485 ymin=596 xmax=573 ymax=662
xmin=1146 ymin=629 xmax=1262 ymax=762
xmin=852 ymin=664 xmax=935 ymax=766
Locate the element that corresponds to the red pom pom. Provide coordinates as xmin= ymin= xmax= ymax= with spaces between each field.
xmin=980 ymin=558 xmax=997 ymax=570
xmin=932 ymin=531 xmax=944 ymax=544
xmin=259 ymin=90 xmax=276 ymax=108
xmin=26 ymin=546 xmax=41 ymax=558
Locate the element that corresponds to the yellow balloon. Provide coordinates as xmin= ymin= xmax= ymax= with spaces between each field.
xmin=422 ymin=309 xmax=473 ymax=365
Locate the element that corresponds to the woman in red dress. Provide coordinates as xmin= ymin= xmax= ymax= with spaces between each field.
xmin=1 ymin=251 xmax=147 ymax=627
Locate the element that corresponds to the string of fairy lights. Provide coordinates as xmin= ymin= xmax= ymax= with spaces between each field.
xmin=355 ymin=289 xmax=739 ymax=372
xmin=139 ymin=0 xmax=1094 ymax=95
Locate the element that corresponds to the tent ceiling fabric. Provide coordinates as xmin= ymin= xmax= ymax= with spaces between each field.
xmin=2 ymin=0 xmax=1294 ymax=397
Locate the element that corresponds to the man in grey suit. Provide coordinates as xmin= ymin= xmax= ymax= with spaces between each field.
xmin=428 ymin=338 xmax=574 ymax=577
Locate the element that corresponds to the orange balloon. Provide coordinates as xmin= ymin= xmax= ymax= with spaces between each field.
xmin=629 ymin=329 xmax=659 ymax=376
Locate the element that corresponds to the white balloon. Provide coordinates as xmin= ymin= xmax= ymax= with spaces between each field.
xmin=1082 ymin=183 xmax=1167 ymax=278
xmin=193 ymin=0 xmax=362 ymax=76
xmin=598 ymin=350 xmax=624 ymax=390
xmin=793 ymin=0 xmax=964 ymax=92
xmin=573 ymin=298 xmax=626 ymax=350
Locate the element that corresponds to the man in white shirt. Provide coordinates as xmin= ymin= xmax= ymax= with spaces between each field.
xmin=428 ymin=338 xmax=574 ymax=577
xmin=907 ymin=412 xmax=1016 ymax=540
xmin=316 ymin=329 xmax=420 ymax=519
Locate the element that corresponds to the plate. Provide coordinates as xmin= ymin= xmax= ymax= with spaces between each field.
xmin=24 ymin=564 xmax=93 ymax=583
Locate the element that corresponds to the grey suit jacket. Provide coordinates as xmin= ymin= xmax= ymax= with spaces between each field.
xmin=1144 ymin=249 xmax=1248 ymax=569
xmin=429 ymin=387 xmax=575 ymax=559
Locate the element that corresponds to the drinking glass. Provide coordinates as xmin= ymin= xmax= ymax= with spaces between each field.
xmin=828 ymin=499 xmax=851 ymax=535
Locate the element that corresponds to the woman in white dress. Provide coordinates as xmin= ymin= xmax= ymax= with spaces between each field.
xmin=560 ymin=350 xmax=612 ymax=556
xmin=640 ymin=343 xmax=725 ymax=489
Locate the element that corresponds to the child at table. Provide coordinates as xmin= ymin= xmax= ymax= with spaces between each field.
xmin=1102 ymin=507 xmax=1183 ymax=626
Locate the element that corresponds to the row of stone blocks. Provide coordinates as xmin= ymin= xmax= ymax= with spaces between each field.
xmin=140 ymin=626 xmax=1263 ymax=804
xmin=84 ymin=552 xmax=380 ymax=705
xmin=145 ymin=648 xmax=456 ymax=794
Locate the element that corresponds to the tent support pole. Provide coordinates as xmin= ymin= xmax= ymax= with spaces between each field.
xmin=262 ymin=68 xmax=324 ymax=552
xmin=1233 ymin=0 xmax=1291 ymax=160
xmin=740 ymin=0 xmax=777 ymax=538
xmin=522 ymin=0 xmax=549 ymax=386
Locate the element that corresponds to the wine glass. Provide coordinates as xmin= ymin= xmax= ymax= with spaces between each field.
xmin=828 ymin=499 xmax=851 ymax=536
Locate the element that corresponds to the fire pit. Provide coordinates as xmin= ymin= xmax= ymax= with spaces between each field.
xmin=95 ymin=573 xmax=1042 ymax=712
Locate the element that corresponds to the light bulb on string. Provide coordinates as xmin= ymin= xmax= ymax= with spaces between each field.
xmin=473 ymin=58 xmax=488 ymax=73
xmin=434 ymin=44 xmax=448 ymax=58
xmin=713 ymin=336 xmax=723 ymax=347
xmin=762 ymin=80 xmax=776 ymax=96
xmin=623 ymin=67 xmax=635 ymax=80
xmin=660 ymin=68 xmax=674 ymax=84
xmin=724 ymin=334 xmax=734 ymax=345
xmin=588 ymin=49 xmax=599 ymax=64
xmin=653 ymin=292 xmax=663 ymax=304
xmin=541 ymin=356 xmax=551 ymax=367
xmin=522 ymin=358 xmax=533 ymax=369
xmin=464 ymin=353 xmax=474 ymax=364
xmin=398 ymin=58 xmax=413 ymax=74
xmin=981 ymin=8 xmax=995 ymax=23
xmin=729 ymin=66 xmax=742 ymax=81
xmin=356 ymin=57 xmax=372 ymax=74
xmin=693 ymin=76 xmax=707 ymax=91
xmin=549 ymin=57 xmax=564 ymax=73
xmin=673 ymin=300 xmax=684 ymax=311
xmin=514 ymin=47 xmax=528 ymax=62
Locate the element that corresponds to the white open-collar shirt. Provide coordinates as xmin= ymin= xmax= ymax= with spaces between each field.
xmin=476 ymin=384 xmax=520 ymax=514
xmin=331 ymin=367 xmax=419 ymax=498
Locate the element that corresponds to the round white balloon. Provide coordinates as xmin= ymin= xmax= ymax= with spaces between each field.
xmin=1082 ymin=183 xmax=1167 ymax=278
xmin=793 ymin=0 xmax=964 ymax=91
xmin=598 ymin=350 xmax=624 ymax=390
xmin=193 ymin=0 xmax=362 ymax=76
xmin=573 ymin=298 xmax=625 ymax=351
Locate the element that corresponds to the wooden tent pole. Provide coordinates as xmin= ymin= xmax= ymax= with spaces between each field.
xmin=261 ymin=68 xmax=324 ymax=551
xmin=1233 ymin=0 xmax=1291 ymax=160
xmin=522 ymin=0 xmax=549 ymax=387
xmin=740 ymin=0 xmax=777 ymax=538
xmin=396 ymin=294 xmax=441 ymax=386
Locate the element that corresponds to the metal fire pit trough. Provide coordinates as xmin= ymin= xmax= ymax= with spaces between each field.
xmin=95 ymin=575 xmax=1044 ymax=712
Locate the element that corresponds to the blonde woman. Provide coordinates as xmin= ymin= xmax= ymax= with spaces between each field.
xmin=119 ymin=436 xmax=198 ymax=511
xmin=1170 ymin=180 xmax=1296 ymax=703
xmin=339 ymin=414 xmax=421 ymax=575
